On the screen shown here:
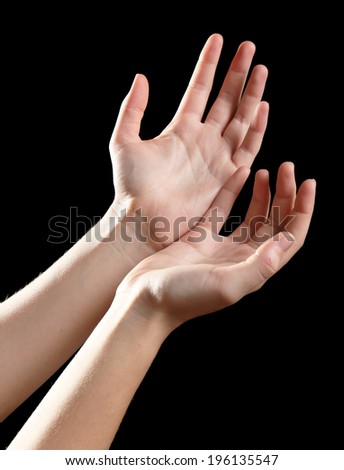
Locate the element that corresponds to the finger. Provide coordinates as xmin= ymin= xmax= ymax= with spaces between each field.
xmin=231 ymin=169 xmax=271 ymax=242
xmin=269 ymin=162 xmax=297 ymax=234
xmin=203 ymin=166 xmax=251 ymax=233
xmin=110 ymin=74 xmax=149 ymax=145
xmin=223 ymin=65 xmax=268 ymax=150
xmin=206 ymin=41 xmax=256 ymax=131
xmin=277 ymin=179 xmax=316 ymax=263
xmin=245 ymin=169 xmax=270 ymax=224
xmin=247 ymin=177 xmax=316 ymax=249
xmin=173 ymin=34 xmax=223 ymax=120
xmin=216 ymin=233 xmax=294 ymax=305
xmin=232 ymin=101 xmax=269 ymax=167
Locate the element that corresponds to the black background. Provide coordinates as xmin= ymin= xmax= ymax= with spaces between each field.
xmin=0 ymin=8 xmax=340 ymax=449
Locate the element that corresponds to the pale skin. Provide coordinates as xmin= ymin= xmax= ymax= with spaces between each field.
xmin=0 ymin=34 xmax=316 ymax=449
xmin=0 ymin=35 xmax=268 ymax=419
xmin=112 ymin=35 xmax=269 ymax=246
xmin=8 ymin=164 xmax=316 ymax=449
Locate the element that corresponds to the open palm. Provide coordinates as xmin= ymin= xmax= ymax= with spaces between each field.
xmin=110 ymin=35 xmax=269 ymax=246
xmin=117 ymin=163 xmax=316 ymax=327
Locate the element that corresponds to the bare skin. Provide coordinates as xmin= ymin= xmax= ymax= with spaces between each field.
xmin=1 ymin=34 xmax=316 ymax=450
xmin=0 ymin=35 xmax=268 ymax=420
xmin=9 ymin=164 xmax=316 ymax=449
xmin=111 ymin=35 xmax=269 ymax=246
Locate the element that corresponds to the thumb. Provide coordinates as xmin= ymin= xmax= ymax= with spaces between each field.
xmin=221 ymin=233 xmax=295 ymax=305
xmin=110 ymin=74 xmax=149 ymax=145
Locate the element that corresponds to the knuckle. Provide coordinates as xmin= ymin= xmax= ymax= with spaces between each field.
xmin=259 ymin=255 xmax=278 ymax=280
xmin=189 ymin=79 xmax=207 ymax=93
xmin=234 ymin=112 xmax=250 ymax=128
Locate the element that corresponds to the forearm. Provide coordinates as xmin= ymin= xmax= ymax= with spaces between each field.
xmin=8 ymin=295 xmax=170 ymax=449
xmin=0 ymin=204 xmax=154 ymax=420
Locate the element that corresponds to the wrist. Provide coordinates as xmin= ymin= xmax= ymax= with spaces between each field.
xmin=108 ymin=288 xmax=175 ymax=346
xmin=109 ymin=197 xmax=179 ymax=252
xmin=97 ymin=202 xmax=157 ymax=270
xmin=115 ymin=265 xmax=184 ymax=338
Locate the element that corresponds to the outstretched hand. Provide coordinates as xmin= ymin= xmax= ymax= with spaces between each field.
xmin=110 ymin=34 xmax=269 ymax=248
xmin=116 ymin=163 xmax=316 ymax=328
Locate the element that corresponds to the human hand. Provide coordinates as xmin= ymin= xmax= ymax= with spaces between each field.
xmin=109 ymin=34 xmax=269 ymax=249
xmin=116 ymin=163 xmax=316 ymax=329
